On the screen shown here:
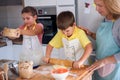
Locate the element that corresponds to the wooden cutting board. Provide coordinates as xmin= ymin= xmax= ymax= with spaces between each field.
xmin=17 ymin=73 xmax=54 ymax=80
xmin=16 ymin=64 xmax=91 ymax=80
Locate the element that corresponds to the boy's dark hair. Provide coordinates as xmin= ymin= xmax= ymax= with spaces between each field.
xmin=57 ymin=11 xmax=75 ymax=30
xmin=21 ymin=6 xmax=37 ymax=16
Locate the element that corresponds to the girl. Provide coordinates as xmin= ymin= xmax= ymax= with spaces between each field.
xmin=19 ymin=6 xmax=44 ymax=67
xmin=19 ymin=6 xmax=43 ymax=43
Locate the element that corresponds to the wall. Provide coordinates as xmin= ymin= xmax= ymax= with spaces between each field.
xmin=6 ymin=5 xmax=23 ymax=28
xmin=0 ymin=6 xmax=7 ymax=30
xmin=0 ymin=5 xmax=23 ymax=29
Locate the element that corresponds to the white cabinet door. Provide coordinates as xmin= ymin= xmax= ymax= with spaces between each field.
xmin=57 ymin=0 xmax=75 ymax=5
xmin=24 ymin=0 xmax=56 ymax=7
xmin=57 ymin=6 xmax=75 ymax=16
xmin=56 ymin=0 xmax=76 ymax=19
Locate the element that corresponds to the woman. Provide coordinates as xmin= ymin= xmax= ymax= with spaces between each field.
xmin=81 ymin=0 xmax=120 ymax=80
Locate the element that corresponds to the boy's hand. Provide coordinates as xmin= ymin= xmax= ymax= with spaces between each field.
xmin=42 ymin=56 xmax=50 ymax=63
xmin=73 ymin=60 xmax=84 ymax=68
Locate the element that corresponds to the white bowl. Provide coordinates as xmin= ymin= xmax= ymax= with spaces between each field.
xmin=51 ymin=68 xmax=69 ymax=80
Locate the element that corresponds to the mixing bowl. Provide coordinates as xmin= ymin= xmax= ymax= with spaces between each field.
xmin=51 ymin=68 xmax=69 ymax=80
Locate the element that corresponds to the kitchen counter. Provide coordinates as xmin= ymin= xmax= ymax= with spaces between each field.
xmin=0 ymin=60 xmax=91 ymax=80
xmin=16 ymin=64 xmax=92 ymax=80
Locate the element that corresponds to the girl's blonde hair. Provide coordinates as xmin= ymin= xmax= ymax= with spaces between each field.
xmin=103 ymin=0 xmax=120 ymax=19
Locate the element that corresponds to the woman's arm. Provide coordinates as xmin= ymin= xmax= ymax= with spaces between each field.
xmin=86 ymin=55 xmax=117 ymax=74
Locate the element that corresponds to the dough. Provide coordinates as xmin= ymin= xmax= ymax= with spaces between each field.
xmin=3 ymin=27 xmax=19 ymax=38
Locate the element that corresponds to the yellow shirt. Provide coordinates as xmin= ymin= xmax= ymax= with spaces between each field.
xmin=49 ymin=26 xmax=91 ymax=49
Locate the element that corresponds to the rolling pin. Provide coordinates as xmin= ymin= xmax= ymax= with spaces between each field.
xmin=49 ymin=58 xmax=74 ymax=67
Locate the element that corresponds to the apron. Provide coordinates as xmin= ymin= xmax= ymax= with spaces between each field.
xmin=62 ymin=38 xmax=89 ymax=64
xmin=94 ymin=21 xmax=120 ymax=80
xmin=19 ymin=24 xmax=44 ymax=66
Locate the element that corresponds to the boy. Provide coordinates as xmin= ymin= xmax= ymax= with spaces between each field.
xmin=43 ymin=11 xmax=92 ymax=68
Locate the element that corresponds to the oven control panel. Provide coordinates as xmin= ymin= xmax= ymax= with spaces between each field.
xmin=35 ymin=6 xmax=56 ymax=15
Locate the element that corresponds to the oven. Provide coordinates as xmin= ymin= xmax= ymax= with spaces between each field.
xmin=35 ymin=7 xmax=57 ymax=44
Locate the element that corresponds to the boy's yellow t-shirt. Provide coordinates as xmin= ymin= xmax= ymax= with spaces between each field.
xmin=49 ymin=26 xmax=91 ymax=49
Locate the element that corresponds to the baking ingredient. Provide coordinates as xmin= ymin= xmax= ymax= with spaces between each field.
xmin=18 ymin=61 xmax=33 ymax=79
xmin=52 ymin=68 xmax=68 ymax=74
xmin=53 ymin=65 xmax=67 ymax=69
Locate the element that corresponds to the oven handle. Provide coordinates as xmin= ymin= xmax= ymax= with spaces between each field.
xmin=38 ymin=16 xmax=51 ymax=19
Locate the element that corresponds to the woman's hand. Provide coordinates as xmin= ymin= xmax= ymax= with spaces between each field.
xmin=87 ymin=55 xmax=116 ymax=72
xmin=87 ymin=59 xmax=106 ymax=72
xmin=78 ymin=26 xmax=92 ymax=35
xmin=78 ymin=26 xmax=96 ymax=39
xmin=76 ymin=59 xmax=106 ymax=80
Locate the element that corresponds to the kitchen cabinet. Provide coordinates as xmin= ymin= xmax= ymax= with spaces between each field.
xmin=57 ymin=6 xmax=75 ymax=16
xmin=23 ymin=0 xmax=76 ymax=21
xmin=56 ymin=0 xmax=76 ymax=20
xmin=23 ymin=0 xmax=56 ymax=7
xmin=57 ymin=0 xmax=75 ymax=5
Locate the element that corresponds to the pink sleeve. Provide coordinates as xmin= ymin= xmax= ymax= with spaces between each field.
xmin=37 ymin=23 xmax=44 ymax=30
